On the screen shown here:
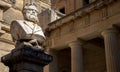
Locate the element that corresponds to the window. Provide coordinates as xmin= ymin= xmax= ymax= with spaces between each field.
xmin=59 ymin=7 xmax=65 ymax=14
xmin=84 ymin=0 xmax=89 ymax=5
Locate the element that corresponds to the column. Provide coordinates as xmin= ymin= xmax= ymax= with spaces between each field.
xmin=69 ymin=40 xmax=84 ymax=72
xmin=0 ymin=8 xmax=3 ymax=30
xmin=44 ymin=49 xmax=58 ymax=72
xmin=101 ymin=28 xmax=120 ymax=72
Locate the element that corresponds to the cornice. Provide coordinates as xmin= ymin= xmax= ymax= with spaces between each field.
xmin=46 ymin=0 xmax=117 ymax=32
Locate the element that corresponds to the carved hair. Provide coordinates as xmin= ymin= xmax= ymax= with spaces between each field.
xmin=22 ymin=3 xmax=38 ymax=13
xmin=22 ymin=3 xmax=39 ymax=23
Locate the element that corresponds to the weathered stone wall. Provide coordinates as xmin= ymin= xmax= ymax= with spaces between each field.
xmin=0 ymin=1 xmax=23 ymax=72
xmin=83 ymin=43 xmax=106 ymax=72
xmin=51 ymin=0 xmax=84 ymax=14
xmin=0 ymin=42 xmax=14 ymax=72
xmin=3 ymin=8 xmax=23 ymax=24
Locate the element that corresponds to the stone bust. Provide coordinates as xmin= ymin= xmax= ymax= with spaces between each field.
xmin=10 ymin=3 xmax=45 ymax=50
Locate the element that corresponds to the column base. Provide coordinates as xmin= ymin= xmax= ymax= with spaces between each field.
xmin=1 ymin=45 xmax=53 ymax=72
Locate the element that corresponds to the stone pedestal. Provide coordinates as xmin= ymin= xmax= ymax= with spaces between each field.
xmin=1 ymin=45 xmax=53 ymax=72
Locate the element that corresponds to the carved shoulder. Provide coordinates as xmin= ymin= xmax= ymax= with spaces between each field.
xmin=10 ymin=20 xmax=25 ymax=41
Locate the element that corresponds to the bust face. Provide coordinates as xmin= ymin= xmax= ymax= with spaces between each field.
xmin=23 ymin=5 xmax=39 ymax=23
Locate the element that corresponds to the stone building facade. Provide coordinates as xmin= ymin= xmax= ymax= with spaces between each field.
xmin=44 ymin=0 xmax=120 ymax=72
xmin=0 ymin=0 xmax=120 ymax=72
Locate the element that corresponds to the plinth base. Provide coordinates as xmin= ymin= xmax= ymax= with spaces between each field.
xmin=1 ymin=45 xmax=53 ymax=72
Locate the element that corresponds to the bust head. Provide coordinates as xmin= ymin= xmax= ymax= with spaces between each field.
xmin=22 ymin=3 xmax=39 ymax=23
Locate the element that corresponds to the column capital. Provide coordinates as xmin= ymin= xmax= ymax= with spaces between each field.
xmin=68 ymin=39 xmax=85 ymax=47
xmin=101 ymin=28 xmax=119 ymax=36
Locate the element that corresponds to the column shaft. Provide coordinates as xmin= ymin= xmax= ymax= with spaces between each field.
xmin=44 ymin=49 xmax=58 ymax=72
xmin=69 ymin=40 xmax=83 ymax=72
xmin=102 ymin=29 xmax=120 ymax=72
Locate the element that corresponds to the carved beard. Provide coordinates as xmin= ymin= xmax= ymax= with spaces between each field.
xmin=24 ymin=12 xmax=39 ymax=23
